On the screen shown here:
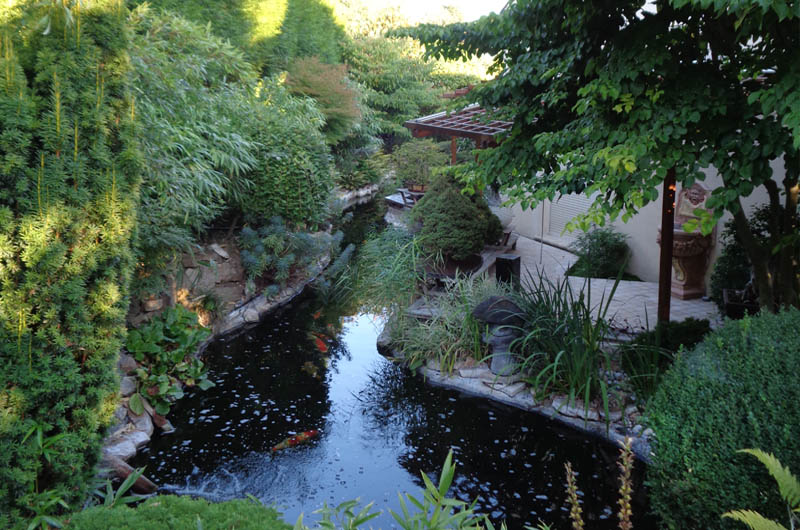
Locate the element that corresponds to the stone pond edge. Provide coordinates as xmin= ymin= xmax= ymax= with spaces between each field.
xmin=376 ymin=326 xmax=654 ymax=464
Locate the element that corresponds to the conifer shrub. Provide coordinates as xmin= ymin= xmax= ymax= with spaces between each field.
xmin=409 ymin=175 xmax=502 ymax=261
xmin=133 ymin=0 xmax=346 ymax=74
xmin=392 ymin=139 xmax=448 ymax=189
xmin=646 ymin=309 xmax=800 ymax=530
xmin=0 ymin=1 xmax=140 ymax=525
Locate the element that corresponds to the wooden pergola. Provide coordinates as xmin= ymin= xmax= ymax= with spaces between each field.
xmin=403 ymin=102 xmax=677 ymax=324
xmin=403 ymin=104 xmax=513 ymax=163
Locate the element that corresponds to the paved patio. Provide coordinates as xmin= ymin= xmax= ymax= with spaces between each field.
xmin=513 ymin=235 xmax=723 ymax=334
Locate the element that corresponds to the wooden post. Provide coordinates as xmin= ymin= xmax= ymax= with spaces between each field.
xmin=450 ymin=136 xmax=457 ymax=165
xmin=658 ymin=168 xmax=677 ymax=324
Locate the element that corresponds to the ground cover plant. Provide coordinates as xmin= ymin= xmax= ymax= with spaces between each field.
xmin=0 ymin=1 xmax=140 ymax=525
xmin=125 ymin=306 xmax=214 ymax=416
xmin=66 ymin=494 xmax=293 ymax=529
xmin=646 ymin=308 xmax=800 ymax=529
xmin=393 ymin=139 xmax=449 ymax=189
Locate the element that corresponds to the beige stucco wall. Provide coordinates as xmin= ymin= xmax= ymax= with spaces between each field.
xmin=508 ymin=162 xmax=783 ymax=291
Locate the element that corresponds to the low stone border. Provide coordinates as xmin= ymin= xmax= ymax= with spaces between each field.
xmin=336 ymin=184 xmax=381 ymax=210
xmin=377 ymin=328 xmax=654 ymax=463
xmin=102 ymin=254 xmax=332 ymax=491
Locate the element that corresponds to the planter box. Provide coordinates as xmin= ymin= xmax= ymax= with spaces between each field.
xmin=722 ymin=288 xmax=759 ymax=319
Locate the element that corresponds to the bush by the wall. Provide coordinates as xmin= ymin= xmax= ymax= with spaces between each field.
xmin=0 ymin=2 xmax=140 ymax=525
xmin=567 ymin=226 xmax=632 ymax=279
xmin=410 ymin=174 xmax=502 ymax=261
xmin=66 ymin=495 xmax=292 ymax=529
xmin=646 ymin=308 xmax=800 ymax=530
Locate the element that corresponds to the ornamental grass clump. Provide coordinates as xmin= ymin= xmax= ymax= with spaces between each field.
xmin=646 ymin=308 xmax=800 ymax=530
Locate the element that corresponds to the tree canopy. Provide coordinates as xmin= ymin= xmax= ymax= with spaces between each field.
xmin=404 ymin=0 xmax=800 ymax=309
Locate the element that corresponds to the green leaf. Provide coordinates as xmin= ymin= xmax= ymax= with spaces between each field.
xmin=128 ymin=393 xmax=145 ymax=416
xmin=197 ymin=378 xmax=215 ymax=391
xmin=738 ymin=449 xmax=800 ymax=509
xmin=722 ymin=510 xmax=788 ymax=530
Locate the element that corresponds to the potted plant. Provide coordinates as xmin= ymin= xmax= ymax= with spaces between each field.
xmin=392 ymin=139 xmax=448 ymax=192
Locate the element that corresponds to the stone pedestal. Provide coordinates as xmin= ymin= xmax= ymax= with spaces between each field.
xmin=656 ymin=183 xmax=716 ymax=300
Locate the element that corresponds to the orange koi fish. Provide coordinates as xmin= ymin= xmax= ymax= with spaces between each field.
xmin=310 ymin=332 xmax=329 ymax=353
xmin=271 ymin=430 xmax=319 ymax=452
xmin=311 ymin=310 xmax=323 ymax=320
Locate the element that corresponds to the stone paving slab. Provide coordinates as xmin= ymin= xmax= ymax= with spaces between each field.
xmin=513 ymin=235 xmax=723 ymax=333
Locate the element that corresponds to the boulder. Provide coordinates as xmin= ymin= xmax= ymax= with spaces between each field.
xmin=119 ymin=376 xmax=137 ymax=397
xmin=127 ymin=408 xmax=154 ymax=437
xmin=209 ymin=243 xmax=230 ymax=260
xmin=103 ymin=439 xmax=137 ymax=461
xmin=142 ymin=296 xmax=164 ymax=312
xmin=183 ymin=266 xmax=216 ymax=292
xmin=117 ymin=353 xmax=138 ymax=375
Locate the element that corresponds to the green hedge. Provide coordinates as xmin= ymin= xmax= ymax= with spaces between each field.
xmin=646 ymin=308 xmax=800 ymax=529
xmin=0 ymin=2 xmax=140 ymax=526
xmin=66 ymin=495 xmax=292 ymax=529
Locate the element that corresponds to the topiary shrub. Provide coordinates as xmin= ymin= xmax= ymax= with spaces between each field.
xmin=66 ymin=495 xmax=292 ymax=529
xmin=646 ymin=308 xmax=800 ymax=530
xmin=409 ymin=174 xmax=502 ymax=261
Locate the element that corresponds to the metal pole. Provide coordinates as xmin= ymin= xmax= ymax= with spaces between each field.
xmin=657 ymin=168 xmax=677 ymax=324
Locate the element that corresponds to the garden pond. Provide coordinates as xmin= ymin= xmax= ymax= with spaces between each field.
xmin=132 ymin=296 xmax=655 ymax=528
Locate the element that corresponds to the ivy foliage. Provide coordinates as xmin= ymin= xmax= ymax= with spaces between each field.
xmin=0 ymin=1 xmax=140 ymax=525
xmin=403 ymin=0 xmax=800 ymax=310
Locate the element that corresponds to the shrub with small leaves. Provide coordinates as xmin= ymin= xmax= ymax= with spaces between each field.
xmin=647 ymin=309 xmax=800 ymax=530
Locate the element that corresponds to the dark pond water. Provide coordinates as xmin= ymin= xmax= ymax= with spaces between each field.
xmin=132 ymin=201 xmax=655 ymax=528
xmin=132 ymin=298 xmax=655 ymax=528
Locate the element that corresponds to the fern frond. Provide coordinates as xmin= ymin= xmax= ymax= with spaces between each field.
xmin=722 ymin=510 xmax=788 ymax=530
xmin=739 ymin=449 xmax=800 ymax=509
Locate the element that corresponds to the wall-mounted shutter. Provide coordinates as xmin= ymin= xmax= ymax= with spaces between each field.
xmin=548 ymin=193 xmax=594 ymax=237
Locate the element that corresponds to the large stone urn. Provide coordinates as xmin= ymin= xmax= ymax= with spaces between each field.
xmin=657 ymin=183 xmax=715 ymax=299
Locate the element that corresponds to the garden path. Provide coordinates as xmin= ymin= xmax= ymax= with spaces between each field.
xmin=514 ymin=236 xmax=723 ymax=334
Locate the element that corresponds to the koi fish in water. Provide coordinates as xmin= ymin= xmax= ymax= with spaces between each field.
xmin=308 ymin=331 xmax=328 ymax=353
xmin=311 ymin=310 xmax=323 ymax=320
xmin=271 ymin=430 xmax=319 ymax=452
